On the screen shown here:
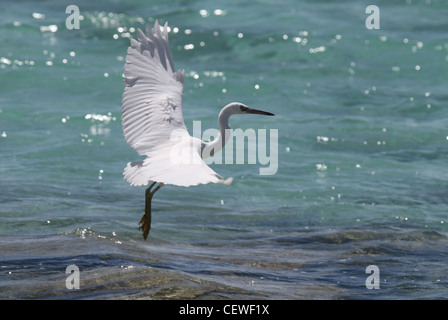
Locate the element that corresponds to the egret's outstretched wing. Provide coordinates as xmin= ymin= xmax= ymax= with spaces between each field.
xmin=122 ymin=20 xmax=187 ymax=156
xmin=122 ymin=21 xmax=226 ymax=187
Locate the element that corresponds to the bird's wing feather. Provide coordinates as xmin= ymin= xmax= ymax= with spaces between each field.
xmin=122 ymin=21 xmax=224 ymax=187
xmin=122 ymin=20 xmax=187 ymax=156
xmin=124 ymin=151 xmax=221 ymax=187
xmin=123 ymin=138 xmax=221 ymax=187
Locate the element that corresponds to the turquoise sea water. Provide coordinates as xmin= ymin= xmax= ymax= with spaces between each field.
xmin=1 ymin=0 xmax=448 ymax=299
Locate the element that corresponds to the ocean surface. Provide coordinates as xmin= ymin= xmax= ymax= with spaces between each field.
xmin=1 ymin=0 xmax=448 ymax=300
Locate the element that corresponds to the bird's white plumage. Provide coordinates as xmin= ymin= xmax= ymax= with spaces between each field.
xmin=124 ymin=136 xmax=221 ymax=187
xmin=122 ymin=21 xmax=221 ymax=187
xmin=122 ymin=21 xmax=186 ymax=156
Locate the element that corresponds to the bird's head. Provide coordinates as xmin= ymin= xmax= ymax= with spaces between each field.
xmin=225 ymin=102 xmax=275 ymax=116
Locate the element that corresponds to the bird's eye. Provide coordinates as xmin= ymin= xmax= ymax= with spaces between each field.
xmin=240 ymin=105 xmax=249 ymax=112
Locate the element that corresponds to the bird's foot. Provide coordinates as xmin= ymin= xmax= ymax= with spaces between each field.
xmin=139 ymin=210 xmax=151 ymax=240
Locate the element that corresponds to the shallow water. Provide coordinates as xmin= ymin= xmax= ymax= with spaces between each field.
xmin=1 ymin=0 xmax=448 ymax=299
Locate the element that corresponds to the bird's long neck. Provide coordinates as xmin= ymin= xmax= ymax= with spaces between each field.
xmin=201 ymin=107 xmax=232 ymax=158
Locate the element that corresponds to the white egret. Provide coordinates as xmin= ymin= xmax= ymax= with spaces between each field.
xmin=122 ymin=21 xmax=274 ymax=240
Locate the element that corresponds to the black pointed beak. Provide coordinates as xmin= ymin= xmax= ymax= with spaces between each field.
xmin=246 ymin=108 xmax=275 ymax=116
